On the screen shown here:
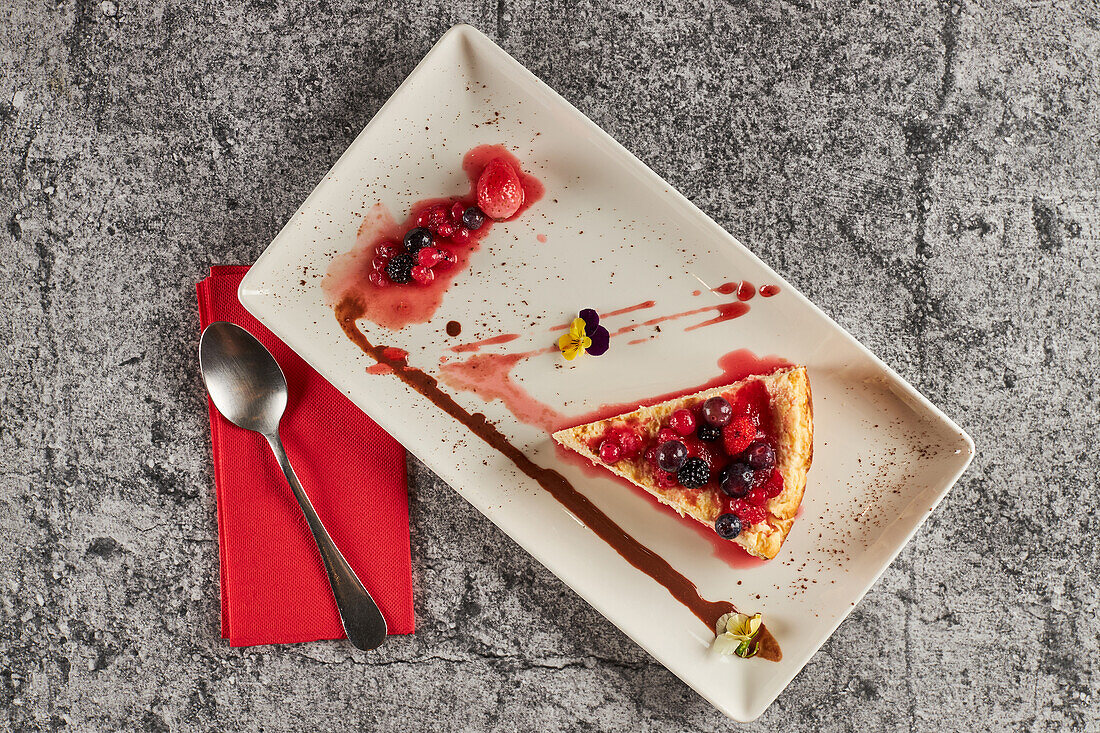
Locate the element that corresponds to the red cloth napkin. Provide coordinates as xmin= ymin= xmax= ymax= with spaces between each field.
xmin=197 ymin=266 xmax=414 ymax=646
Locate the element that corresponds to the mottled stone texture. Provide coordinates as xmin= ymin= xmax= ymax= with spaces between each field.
xmin=1 ymin=0 xmax=1097 ymax=730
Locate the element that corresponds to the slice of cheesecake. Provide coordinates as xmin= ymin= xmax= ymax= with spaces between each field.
xmin=553 ymin=366 xmax=813 ymax=559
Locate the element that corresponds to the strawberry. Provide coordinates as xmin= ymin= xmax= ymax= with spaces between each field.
xmin=476 ymin=158 xmax=525 ymax=220
xmin=722 ymin=415 xmax=757 ymax=456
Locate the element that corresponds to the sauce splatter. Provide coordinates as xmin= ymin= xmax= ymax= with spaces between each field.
xmin=761 ymin=285 xmax=781 ymax=297
xmin=450 ymin=333 xmax=521 ymax=354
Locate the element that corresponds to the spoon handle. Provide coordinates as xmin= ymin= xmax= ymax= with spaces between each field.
xmin=264 ymin=433 xmax=388 ymax=650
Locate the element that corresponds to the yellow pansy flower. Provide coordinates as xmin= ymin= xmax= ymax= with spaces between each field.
xmin=712 ymin=611 xmax=763 ymax=658
xmin=557 ymin=317 xmax=592 ymax=361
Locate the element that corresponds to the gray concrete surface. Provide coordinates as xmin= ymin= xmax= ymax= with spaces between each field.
xmin=2 ymin=1 xmax=1098 ymax=730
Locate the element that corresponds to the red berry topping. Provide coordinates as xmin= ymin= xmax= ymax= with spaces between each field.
xmin=762 ymin=468 xmax=784 ymax=499
xmin=730 ymin=500 xmax=767 ymax=526
xmin=476 ymin=158 xmax=525 ymax=220
xmin=450 ymin=226 xmax=473 ymax=246
xmin=370 ymin=255 xmax=389 ymax=271
xmin=376 ymin=241 xmax=399 ymax=259
xmin=657 ymin=427 xmax=680 ymax=445
xmin=450 ymin=201 xmax=466 ymax=222
xmin=613 ymin=428 xmax=643 ymax=458
xmin=669 ymin=409 xmax=696 ymax=437
xmin=745 ymin=486 xmax=769 ymax=506
xmin=644 ymin=445 xmax=658 ymax=465
xmin=367 ymin=271 xmax=387 ymax=288
xmin=427 ymin=204 xmax=448 ymax=226
xmin=417 ymin=248 xmax=442 ymax=267
xmin=598 ymin=440 xmax=622 ymax=464
xmin=655 ymin=470 xmax=680 ymax=488
xmin=415 ymin=209 xmax=432 ymax=227
xmin=410 ymin=265 xmax=435 ymax=286
xmin=435 ymin=221 xmax=457 ymax=238
xmin=434 ymin=247 xmax=457 ymax=269
xmin=722 ymin=415 xmax=757 ymax=456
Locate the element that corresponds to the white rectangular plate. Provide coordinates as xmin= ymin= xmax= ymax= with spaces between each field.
xmin=238 ymin=25 xmax=974 ymax=721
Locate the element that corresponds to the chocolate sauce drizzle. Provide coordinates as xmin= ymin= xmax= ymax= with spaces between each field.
xmin=336 ymin=297 xmax=780 ymax=661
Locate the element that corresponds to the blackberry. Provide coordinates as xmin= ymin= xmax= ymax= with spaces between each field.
xmin=697 ymin=423 xmax=721 ymax=442
xmin=403 ymin=227 xmax=434 ymax=255
xmin=676 ymin=457 xmax=710 ymax=489
xmin=714 ymin=513 xmax=743 ymax=540
xmin=462 ymin=206 xmax=486 ymax=230
xmin=384 ymin=253 xmax=415 ymax=284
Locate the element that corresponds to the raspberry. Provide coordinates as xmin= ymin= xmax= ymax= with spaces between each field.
xmin=415 ymin=209 xmax=432 ymax=227
xmin=669 ymin=409 xmax=696 ymax=437
xmin=655 ymin=470 xmax=679 ymax=489
xmin=367 ymin=271 xmax=387 ymax=288
xmin=676 ymin=457 xmax=710 ymax=489
xmin=450 ymin=201 xmax=466 ymax=222
xmin=762 ymin=468 xmax=784 ymax=498
xmin=745 ymin=486 xmax=769 ymax=506
xmin=417 ymin=248 xmax=442 ymax=267
xmin=476 ymin=158 xmax=525 ymax=220
xmin=410 ymin=265 xmax=435 ymax=286
xmin=436 ymin=221 xmax=457 ymax=238
xmin=376 ymin=241 xmax=399 ymax=259
xmin=371 ymin=255 xmax=389 ymax=271
xmin=435 ymin=247 xmax=457 ymax=269
xmin=450 ymin=227 xmax=472 ymax=246
xmin=598 ymin=440 xmax=622 ymax=464
xmin=644 ymin=445 xmax=658 ymax=465
xmin=427 ymin=204 xmax=448 ymax=226
xmin=615 ymin=429 xmax=643 ymax=459
xmin=722 ymin=415 xmax=757 ymax=456
xmin=657 ymin=428 xmax=680 ymax=445
xmin=731 ymin=501 xmax=767 ymax=526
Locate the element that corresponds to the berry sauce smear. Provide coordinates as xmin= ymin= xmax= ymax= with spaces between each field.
xmin=323 ymin=145 xmax=544 ymax=330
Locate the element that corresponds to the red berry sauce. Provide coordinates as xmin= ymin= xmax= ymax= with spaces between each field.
xmin=322 ymin=145 xmax=543 ymax=330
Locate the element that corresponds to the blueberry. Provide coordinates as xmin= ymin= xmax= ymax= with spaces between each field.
xmin=676 ymin=457 xmax=710 ymax=489
xmin=462 ymin=206 xmax=486 ymax=230
xmin=656 ymin=440 xmax=687 ymax=473
xmin=720 ymin=461 xmax=755 ymax=498
xmin=384 ymin=253 xmax=415 ymax=284
xmin=697 ymin=423 xmax=721 ymax=442
xmin=746 ymin=442 xmax=776 ymax=471
xmin=403 ymin=227 xmax=434 ymax=255
xmin=701 ymin=396 xmax=733 ymax=427
xmin=715 ymin=513 xmax=743 ymax=539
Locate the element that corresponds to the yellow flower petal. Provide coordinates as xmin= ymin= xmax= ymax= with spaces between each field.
xmin=569 ymin=317 xmax=587 ymax=339
xmin=558 ymin=333 xmax=573 ymax=352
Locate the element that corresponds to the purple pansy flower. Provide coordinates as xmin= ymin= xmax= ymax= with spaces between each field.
xmin=579 ymin=308 xmax=610 ymax=356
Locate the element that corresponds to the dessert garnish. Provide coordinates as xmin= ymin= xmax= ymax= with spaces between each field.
xmin=553 ymin=367 xmax=813 ymax=559
xmin=556 ymin=308 xmax=611 ymax=361
xmin=477 ymin=158 xmax=525 ymax=220
xmin=712 ymin=611 xmax=763 ymax=658
xmin=368 ymin=205 xmax=474 ymax=289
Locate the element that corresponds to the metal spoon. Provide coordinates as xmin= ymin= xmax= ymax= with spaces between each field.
xmin=199 ymin=321 xmax=387 ymax=651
